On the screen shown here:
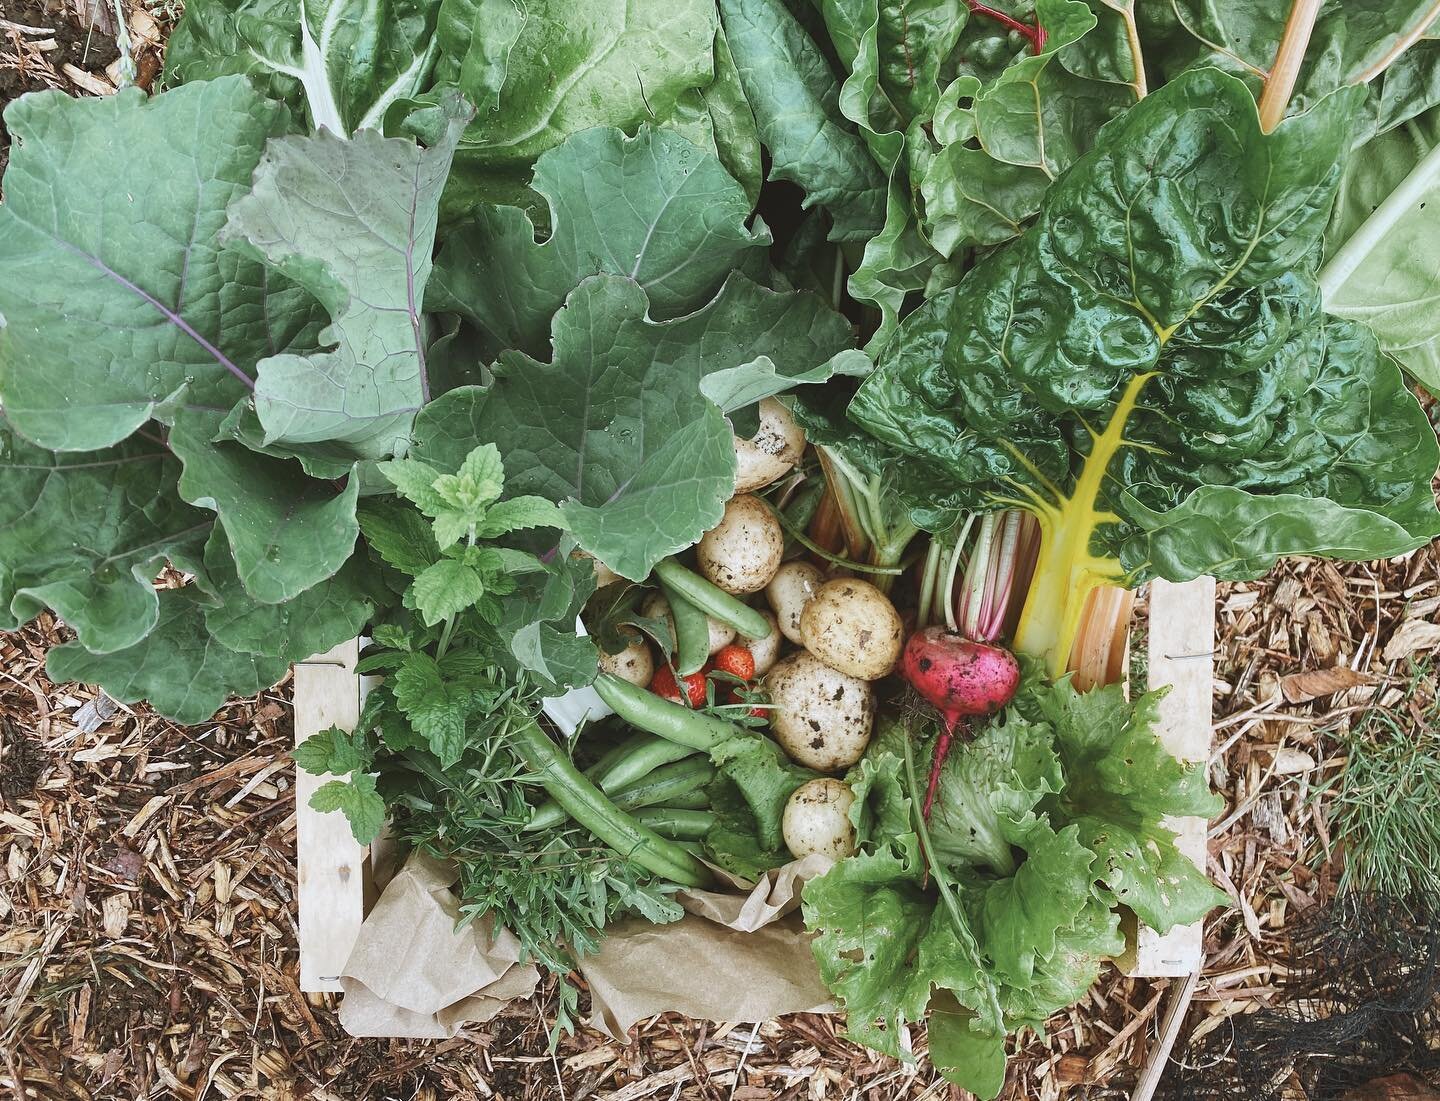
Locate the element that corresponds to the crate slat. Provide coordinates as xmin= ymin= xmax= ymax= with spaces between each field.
xmin=293 ymin=639 xmax=366 ymax=993
xmin=1122 ymin=576 xmax=1215 ymax=977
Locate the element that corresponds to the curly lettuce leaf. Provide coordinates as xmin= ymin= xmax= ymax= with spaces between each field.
xmin=1028 ymin=679 xmax=1228 ymax=928
xmin=850 ymin=68 xmax=1440 ymax=673
xmin=429 ymin=126 xmax=768 ymax=358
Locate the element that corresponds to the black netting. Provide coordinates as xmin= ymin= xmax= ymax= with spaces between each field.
xmin=1161 ymin=895 xmax=1440 ymax=1100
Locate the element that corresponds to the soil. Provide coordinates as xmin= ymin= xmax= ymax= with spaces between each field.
xmin=0 ymin=0 xmax=118 ymax=176
xmin=0 ymin=720 xmax=47 ymax=799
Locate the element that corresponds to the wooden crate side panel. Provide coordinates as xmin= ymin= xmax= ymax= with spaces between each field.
xmin=1120 ymin=576 xmax=1216 ymax=977
xmin=293 ymin=640 xmax=367 ymax=993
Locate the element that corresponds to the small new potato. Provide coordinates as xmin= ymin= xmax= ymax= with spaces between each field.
xmin=733 ymin=398 xmax=806 ymax=493
xmin=765 ymin=651 xmax=874 ymax=771
xmin=766 ymin=560 xmax=824 ymax=645
xmin=642 ymin=593 xmax=736 ymax=655
xmin=697 ymin=495 xmax=784 ymax=595
xmin=743 ymin=611 xmax=782 ymax=675
xmin=571 ymin=549 xmax=621 ymax=589
xmin=799 ymin=578 xmax=904 ymax=680
xmin=783 ymin=778 xmax=856 ymax=860
xmin=597 ymin=633 xmax=654 ymax=687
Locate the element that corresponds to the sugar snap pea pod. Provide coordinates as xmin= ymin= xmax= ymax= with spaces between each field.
xmin=632 ymin=808 xmax=716 ymax=841
xmin=653 ymin=558 xmax=770 ymax=640
xmin=511 ymin=720 xmax=713 ymax=888
xmin=610 ymin=758 xmax=716 ymax=812
xmin=526 ymin=732 xmax=697 ymax=831
xmin=659 ymin=577 xmax=711 ymax=675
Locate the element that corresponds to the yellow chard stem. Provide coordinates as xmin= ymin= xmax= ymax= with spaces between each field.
xmin=1012 ymin=372 xmax=1153 ymax=676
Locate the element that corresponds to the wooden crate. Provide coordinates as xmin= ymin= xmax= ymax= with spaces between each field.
xmin=292 ymin=579 xmax=1216 ymax=993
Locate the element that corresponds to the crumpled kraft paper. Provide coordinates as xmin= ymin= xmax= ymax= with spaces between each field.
xmin=337 ymin=853 xmax=540 ymax=1038
xmin=337 ymin=850 xmax=836 ymax=1039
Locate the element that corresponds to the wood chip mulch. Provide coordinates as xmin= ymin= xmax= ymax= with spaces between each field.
xmin=2 ymin=542 xmax=1435 ymax=1101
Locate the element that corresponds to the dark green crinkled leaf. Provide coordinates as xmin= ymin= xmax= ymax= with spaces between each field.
xmin=429 ymin=126 xmax=768 ymax=358
xmin=850 ymin=70 xmax=1440 ymax=604
xmin=0 ymin=421 xmax=212 ymax=653
xmin=0 ymin=79 xmax=322 ymax=451
xmin=163 ymin=0 xmax=443 ymax=134
xmin=357 ymin=498 xmax=441 ymax=577
xmin=198 ymin=528 xmax=378 ymax=661
xmin=170 ymin=411 xmax=360 ymax=604
xmin=720 ymin=0 xmax=887 ymax=242
xmin=411 ymin=273 xmax=854 ymax=580
xmin=221 ymin=96 xmax=470 ymax=458
xmin=46 ymin=589 xmax=289 ymax=724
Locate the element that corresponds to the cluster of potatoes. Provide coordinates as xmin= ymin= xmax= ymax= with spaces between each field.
xmin=599 ymin=399 xmax=908 ymax=863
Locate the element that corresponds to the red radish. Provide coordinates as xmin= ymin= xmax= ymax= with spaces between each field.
xmin=901 ymin=627 xmax=1021 ymax=819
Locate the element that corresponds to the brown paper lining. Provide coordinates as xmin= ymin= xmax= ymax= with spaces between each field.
xmin=337 ymin=851 xmax=836 ymax=1039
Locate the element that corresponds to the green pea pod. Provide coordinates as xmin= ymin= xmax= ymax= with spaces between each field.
xmin=660 ymin=577 xmax=711 ymax=675
xmin=653 ymin=558 xmax=770 ymax=640
xmin=511 ymin=720 xmax=713 ymax=889
xmin=632 ymin=808 xmax=716 ymax=841
xmin=527 ymin=732 xmax=697 ymax=831
xmin=610 ymin=757 xmax=716 ymax=812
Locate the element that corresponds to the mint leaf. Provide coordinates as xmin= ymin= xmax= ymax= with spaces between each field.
xmin=377 ymin=459 xmax=449 ymax=514
xmin=222 ymin=96 xmax=472 ymax=457
xmin=476 ymin=496 xmax=566 ymax=538
xmin=294 ymin=725 xmax=372 ymax=776
xmin=0 ymin=79 xmax=321 ymax=451
xmin=310 ymin=774 xmax=386 ymax=845
xmin=357 ymin=500 xmax=440 ymax=576
xmin=410 ymin=559 xmax=486 ymax=626
xmin=390 ymin=651 xmax=471 ymax=766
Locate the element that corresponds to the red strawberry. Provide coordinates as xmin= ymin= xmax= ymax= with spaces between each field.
xmin=650 ymin=665 xmax=707 ymax=707
xmin=711 ymin=644 xmax=756 ymax=682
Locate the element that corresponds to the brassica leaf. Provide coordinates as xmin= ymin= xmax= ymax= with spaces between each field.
xmin=429 ymin=126 xmax=768 ymax=359
xmin=46 ymin=589 xmax=290 ymax=724
xmin=0 ymin=421 xmax=211 ymax=654
xmin=0 ymin=79 xmax=322 ymax=451
xmin=411 ymin=272 xmax=854 ymax=580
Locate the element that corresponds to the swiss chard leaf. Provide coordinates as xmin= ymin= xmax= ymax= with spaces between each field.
xmin=0 ymin=421 xmax=211 ymax=654
xmin=221 ymin=95 xmax=470 ymax=458
xmin=1140 ymin=0 xmax=1440 ymax=145
xmin=429 ymin=126 xmax=769 ymax=358
xmin=850 ymin=69 xmax=1440 ymax=672
xmin=0 ymin=79 xmax=322 ymax=451
xmin=46 ymin=588 xmax=289 ymax=725
xmin=411 ymin=273 xmax=854 ymax=580
xmin=719 ymin=0 xmax=887 ymax=242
